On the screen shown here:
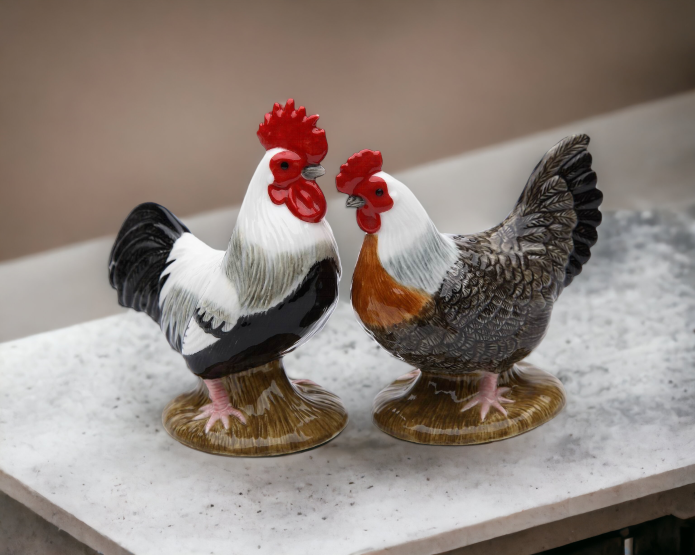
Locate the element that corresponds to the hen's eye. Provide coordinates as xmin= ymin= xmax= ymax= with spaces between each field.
xmin=281 ymin=161 xmax=289 ymax=170
xmin=375 ymin=188 xmax=384 ymax=197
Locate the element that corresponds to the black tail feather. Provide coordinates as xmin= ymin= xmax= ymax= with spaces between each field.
xmin=557 ymin=141 xmax=602 ymax=286
xmin=108 ymin=202 xmax=189 ymax=322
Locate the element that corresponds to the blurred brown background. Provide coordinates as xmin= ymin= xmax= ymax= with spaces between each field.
xmin=1 ymin=0 xmax=694 ymax=262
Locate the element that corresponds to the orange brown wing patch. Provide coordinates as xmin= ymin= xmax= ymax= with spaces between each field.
xmin=351 ymin=234 xmax=431 ymax=328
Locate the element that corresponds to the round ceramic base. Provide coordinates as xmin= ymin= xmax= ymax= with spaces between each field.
xmin=373 ymin=362 xmax=565 ymax=445
xmin=163 ymin=360 xmax=348 ymax=457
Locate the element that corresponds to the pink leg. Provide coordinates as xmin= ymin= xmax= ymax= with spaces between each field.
xmin=193 ymin=379 xmax=247 ymax=433
xmin=461 ymin=372 xmax=513 ymax=422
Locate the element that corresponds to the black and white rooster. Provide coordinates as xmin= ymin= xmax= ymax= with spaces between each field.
xmin=109 ymin=100 xmax=340 ymax=432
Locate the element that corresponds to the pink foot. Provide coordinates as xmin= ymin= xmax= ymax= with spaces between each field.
xmin=193 ymin=378 xmax=247 ymax=433
xmin=193 ymin=403 xmax=247 ymax=432
xmin=461 ymin=372 xmax=513 ymax=422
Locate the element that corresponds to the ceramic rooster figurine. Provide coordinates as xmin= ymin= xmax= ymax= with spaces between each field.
xmin=109 ymin=99 xmax=347 ymax=456
xmin=337 ymin=136 xmax=602 ymax=445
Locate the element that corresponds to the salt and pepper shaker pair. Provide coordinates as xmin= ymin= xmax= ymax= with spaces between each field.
xmin=109 ymin=99 xmax=601 ymax=456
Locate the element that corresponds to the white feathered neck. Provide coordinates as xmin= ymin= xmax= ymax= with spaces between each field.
xmin=224 ymin=148 xmax=339 ymax=312
xmin=374 ymin=172 xmax=458 ymax=295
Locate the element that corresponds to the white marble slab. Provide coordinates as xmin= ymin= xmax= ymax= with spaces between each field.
xmin=1 ymin=208 xmax=694 ymax=555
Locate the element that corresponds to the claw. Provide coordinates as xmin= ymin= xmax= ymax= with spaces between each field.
xmin=195 ymin=378 xmax=247 ymax=433
xmin=461 ymin=373 xmax=513 ymax=422
xmin=193 ymin=403 xmax=247 ymax=433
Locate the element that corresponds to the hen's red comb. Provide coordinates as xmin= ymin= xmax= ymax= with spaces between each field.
xmin=257 ymin=99 xmax=328 ymax=164
xmin=335 ymin=149 xmax=383 ymax=195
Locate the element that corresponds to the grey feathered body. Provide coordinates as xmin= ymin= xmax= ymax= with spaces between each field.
xmin=358 ymin=134 xmax=602 ymax=375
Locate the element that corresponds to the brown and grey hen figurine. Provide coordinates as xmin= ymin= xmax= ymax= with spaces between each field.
xmin=337 ymin=135 xmax=602 ymax=445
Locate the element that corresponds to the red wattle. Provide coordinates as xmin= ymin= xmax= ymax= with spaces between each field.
xmin=269 ymin=180 xmax=326 ymax=223
xmin=336 ymin=151 xmax=393 ymax=234
xmin=356 ymin=209 xmax=381 ymax=234
xmin=268 ymin=185 xmax=290 ymax=204
xmin=288 ymin=180 xmax=327 ymax=223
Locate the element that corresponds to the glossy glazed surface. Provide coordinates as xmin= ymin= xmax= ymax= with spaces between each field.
xmin=339 ymin=135 xmax=601 ymax=442
xmin=373 ymin=363 xmax=566 ymax=445
xmin=109 ymin=99 xmax=340 ymax=383
xmin=343 ymin=136 xmax=601 ymax=375
xmin=164 ymin=360 xmax=348 ymax=457
xmin=256 ymin=99 xmax=328 ymax=164
xmin=108 ymin=99 xmax=345 ymax=450
xmin=267 ymin=150 xmax=326 ymax=224
xmin=336 ymin=149 xmax=392 ymax=233
xmin=259 ymin=99 xmax=328 ymax=223
xmin=352 ymin=233 xmax=551 ymax=374
xmin=185 ymin=257 xmax=339 ymax=379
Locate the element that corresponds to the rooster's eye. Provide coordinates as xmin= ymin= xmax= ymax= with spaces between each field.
xmin=375 ymin=188 xmax=384 ymax=197
xmin=281 ymin=161 xmax=289 ymax=170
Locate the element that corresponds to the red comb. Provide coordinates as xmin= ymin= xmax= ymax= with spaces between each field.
xmin=257 ymin=99 xmax=328 ymax=164
xmin=335 ymin=149 xmax=383 ymax=195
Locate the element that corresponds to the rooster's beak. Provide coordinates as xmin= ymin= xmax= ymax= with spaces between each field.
xmin=301 ymin=164 xmax=325 ymax=180
xmin=345 ymin=195 xmax=366 ymax=209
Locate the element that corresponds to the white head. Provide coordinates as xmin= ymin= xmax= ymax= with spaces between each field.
xmin=225 ymin=100 xmax=339 ymax=311
xmin=336 ymin=149 xmax=457 ymax=294
xmin=234 ymin=99 xmax=336 ymax=253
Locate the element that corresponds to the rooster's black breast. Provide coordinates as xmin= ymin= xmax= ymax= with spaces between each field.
xmin=183 ymin=257 xmax=339 ymax=379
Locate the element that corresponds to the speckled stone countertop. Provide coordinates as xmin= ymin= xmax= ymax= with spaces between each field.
xmin=1 ymin=209 xmax=694 ymax=555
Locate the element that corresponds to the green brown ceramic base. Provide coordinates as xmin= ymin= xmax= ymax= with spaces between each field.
xmin=373 ymin=362 xmax=565 ymax=445
xmin=163 ymin=360 xmax=348 ymax=457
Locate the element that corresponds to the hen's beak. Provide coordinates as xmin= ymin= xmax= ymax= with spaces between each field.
xmin=346 ymin=195 xmax=366 ymax=208
xmin=301 ymin=164 xmax=325 ymax=180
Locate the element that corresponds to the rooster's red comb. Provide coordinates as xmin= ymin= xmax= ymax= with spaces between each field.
xmin=335 ymin=149 xmax=383 ymax=195
xmin=257 ymin=99 xmax=328 ymax=164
